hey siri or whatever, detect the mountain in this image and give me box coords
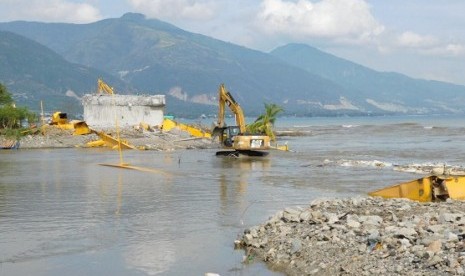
[0,13,354,117]
[271,43,465,114]
[1,13,465,117]
[0,31,123,113]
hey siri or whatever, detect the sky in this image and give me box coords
[1,0,465,85]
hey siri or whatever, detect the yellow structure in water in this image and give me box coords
[86,131,138,150]
[162,118,211,138]
[369,174,465,202]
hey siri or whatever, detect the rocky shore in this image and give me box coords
[238,196,465,275]
[2,126,215,150]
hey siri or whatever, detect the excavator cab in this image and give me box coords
[212,126,240,147]
[223,126,240,147]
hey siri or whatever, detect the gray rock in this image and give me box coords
[385,226,417,238]
[446,231,459,242]
[283,208,301,222]
[299,210,312,222]
[439,213,463,223]
[290,239,302,254]
[324,213,339,224]
[427,224,446,234]
[359,215,383,226]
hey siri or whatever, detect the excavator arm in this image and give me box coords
[97,78,114,95]
[217,84,246,133]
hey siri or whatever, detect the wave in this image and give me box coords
[319,159,465,175]
[320,159,393,168]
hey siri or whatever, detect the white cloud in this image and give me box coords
[396,31,437,48]
[422,43,465,57]
[128,0,217,21]
[393,31,465,57]
[0,0,102,23]
[255,0,384,42]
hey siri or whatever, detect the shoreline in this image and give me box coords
[1,126,216,151]
[238,196,465,275]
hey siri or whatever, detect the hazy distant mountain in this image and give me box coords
[1,14,465,117]
[271,43,465,114]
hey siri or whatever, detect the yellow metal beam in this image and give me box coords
[369,175,465,202]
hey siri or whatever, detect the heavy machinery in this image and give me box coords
[97,78,114,95]
[212,84,270,157]
[48,111,91,135]
[162,118,212,138]
[369,173,465,202]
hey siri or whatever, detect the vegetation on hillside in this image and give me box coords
[0,83,36,137]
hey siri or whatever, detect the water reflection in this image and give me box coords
[217,157,272,228]
[97,164,176,275]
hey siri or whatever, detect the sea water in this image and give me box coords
[1,114,465,275]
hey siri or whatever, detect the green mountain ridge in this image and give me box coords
[1,13,465,117]
[0,31,125,113]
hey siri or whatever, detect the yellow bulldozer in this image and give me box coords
[48,111,91,135]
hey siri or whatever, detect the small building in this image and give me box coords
[82,94,165,128]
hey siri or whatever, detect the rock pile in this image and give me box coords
[239,197,465,275]
[12,126,215,150]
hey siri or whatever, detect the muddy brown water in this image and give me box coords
[2,115,465,275]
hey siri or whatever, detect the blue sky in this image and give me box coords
[1,0,464,85]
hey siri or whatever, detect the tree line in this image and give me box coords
[0,83,36,135]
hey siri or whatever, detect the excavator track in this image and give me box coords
[215,150,269,158]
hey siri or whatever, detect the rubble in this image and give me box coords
[6,126,215,150]
[238,196,465,275]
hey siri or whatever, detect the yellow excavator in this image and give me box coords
[212,84,270,157]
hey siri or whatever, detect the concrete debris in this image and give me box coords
[16,126,215,150]
[238,196,465,275]
[82,94,165,128]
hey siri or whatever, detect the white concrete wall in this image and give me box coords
[82,94,165,128]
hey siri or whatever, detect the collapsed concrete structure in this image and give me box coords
[82,94,166,128]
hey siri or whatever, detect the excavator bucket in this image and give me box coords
[72,121,91,135]
[369,175,465,202]
[211,126,225,137]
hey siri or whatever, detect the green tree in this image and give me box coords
[247,103,283,141]
[0,83,13,105]
[0,83,36,132]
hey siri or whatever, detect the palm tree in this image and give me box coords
[247,103,283,141]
